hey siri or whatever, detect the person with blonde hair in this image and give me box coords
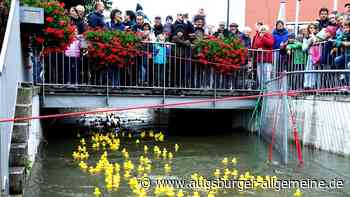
[241,26,252,48]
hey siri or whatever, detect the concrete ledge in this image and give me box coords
[9,143,28,167]
[9,167,25,195]
[15,104,32,119]
[12,123,29,143]
[16,88,32,105]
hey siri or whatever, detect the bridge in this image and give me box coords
[1,0,350,196]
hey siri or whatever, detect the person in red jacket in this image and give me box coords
[252,25,275,89]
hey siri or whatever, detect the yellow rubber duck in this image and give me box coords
[144,145,148,154]
[214,169,220,178]
[128,133,132,139]
[164,164,172,174]
[140,131,146,138]
[293,189,302,197]
[177,189,185,197]
[231,157,237,165]
[93,187,101,196]
[175,144,179,152]
[149,130,154,137]
[192,191,200,197]
[168,152,173,160]
[136,139,140,144]
[222,157,229,165]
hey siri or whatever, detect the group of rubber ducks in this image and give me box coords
[73,130,303,197]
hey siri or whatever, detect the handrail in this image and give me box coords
[0,0,23,195]
[0,0,16,74]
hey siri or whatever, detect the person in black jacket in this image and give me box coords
[69,7,86,34]
[87,2,105,28]
[153,16,163,37]
[131,14,144,32]
[214,21,231,38]
[317,7,329,30]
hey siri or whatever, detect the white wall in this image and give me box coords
[27,95,43,165]
[112,0,245,28]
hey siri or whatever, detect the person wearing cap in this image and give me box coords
[214,21,230,39]
[317,26,337,66]
[172,13,185,37]
[229,23,242,38]
[272,20,289,49]
[153,16,164,37]
[192,15,206,40]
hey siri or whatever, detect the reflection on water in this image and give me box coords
[25,110,350,197]
[25,134,350,197]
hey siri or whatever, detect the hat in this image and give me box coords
[288,33,296,39]
[229,23,238,27]
[166,15,173,21]
[325,25,337,37]
[218,21,225,26]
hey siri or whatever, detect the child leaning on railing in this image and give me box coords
[153,33,171,87]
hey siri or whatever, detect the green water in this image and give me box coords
[24,131,350,197]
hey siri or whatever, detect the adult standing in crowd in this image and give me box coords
[87,2,106,28]
[184,13,195,38]
[131,14,145,32]
[317,8,329,30]
[228,23,242,38]
[272,20,289,50]
[241,27,252,48]
[123,10,136,29]
[214,21,230,39]
[106,9,125,31]
[69,6,86,34]
[344,3,350,16]
[252,25,275,88]
[163,15,173,38]
[192,15,206,40]
[173,13,185,36]
[153,16,164,37]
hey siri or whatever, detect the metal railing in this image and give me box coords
[0,0,23,195]
[36,42,257,92]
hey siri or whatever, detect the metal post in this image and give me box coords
[333,0,338,11]
[226,0,230,28]
[282,72,289,165]
[295,0,301,35]
[278,0,287,22]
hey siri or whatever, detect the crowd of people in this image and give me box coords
[49,2,350,89]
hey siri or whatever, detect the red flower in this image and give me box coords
[46,17,54,23]
[36,37,44,44]
[59,20,66,26]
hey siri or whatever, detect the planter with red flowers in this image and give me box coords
[25,1,75,55]
[84,29,142,70]
[193,36,247,74]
